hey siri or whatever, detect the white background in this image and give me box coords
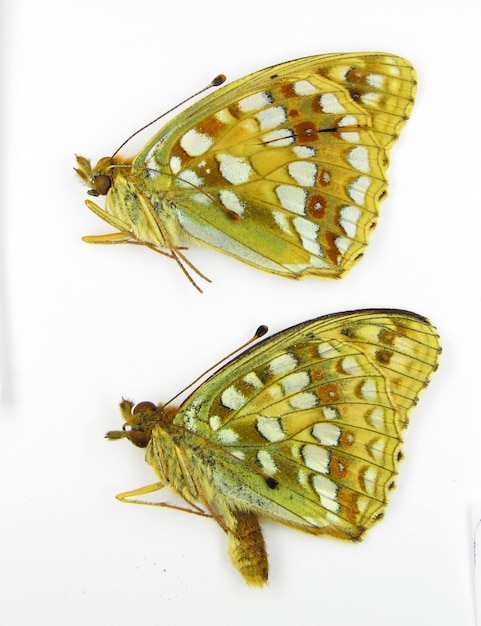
[2,1,480,624]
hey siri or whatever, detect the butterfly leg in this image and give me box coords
[115,481,212,518]
[83,199,181,252]
[84,199,134,237]
[137,193,211,292]
[83,196,210,292]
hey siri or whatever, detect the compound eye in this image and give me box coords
[128,430,150,448]
[133,402,157,415]
[92,174,112,195]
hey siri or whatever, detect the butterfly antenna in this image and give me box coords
[111,74,227,158]
[160,324,268,409]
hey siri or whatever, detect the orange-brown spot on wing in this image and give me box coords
[379,329,396,346]
[358,465,370,493]
[281,83,298,99]
[354,381,368,400]
[316,382,341,403]
[294,121,319,143]
[226,209,242,222]
[329,454,349,479]
[318,169,332,187]
[310,367,325,383]
[324,231,343,265]
[340,430,356,447]
[170,143,186,163]
[288,108,300,118]
[394,323,409,336]
[307,344,321,359]
[375,349,393,365]
[196,115,227,139]
[338,489,361,524]
[306,194,327,219]
[209,396,236,421]
[311,95,323,114]
[228,104,243,119]
[345,68,369,85]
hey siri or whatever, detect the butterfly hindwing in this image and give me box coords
[174,309,440,539]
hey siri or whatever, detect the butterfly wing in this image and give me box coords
[138,53,416,277]
[174,309,440,540]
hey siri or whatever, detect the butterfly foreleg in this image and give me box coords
[82,198,172,250]
[137,193,211,292]
[83,232,136,244]
[83,199,136,243]
[115,481,212,518]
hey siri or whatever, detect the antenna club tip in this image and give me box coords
[255,325,268,338]
[212,74,226,86]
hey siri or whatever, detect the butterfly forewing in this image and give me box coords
[174,310,440,538]
[78,53,416,285]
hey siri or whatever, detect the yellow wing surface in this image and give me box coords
[77,54,416,286]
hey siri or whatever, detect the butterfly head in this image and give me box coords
[105,399,160,448]
[75,155,113,197]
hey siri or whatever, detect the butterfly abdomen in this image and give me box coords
[227,509,268,587]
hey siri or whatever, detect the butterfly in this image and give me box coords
[106,309,440,585]
[76,53,417,291]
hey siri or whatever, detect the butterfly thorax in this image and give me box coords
[108,399,210,502]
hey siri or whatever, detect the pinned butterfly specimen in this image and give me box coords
[106,309,440,585]
[76,53,417,291]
